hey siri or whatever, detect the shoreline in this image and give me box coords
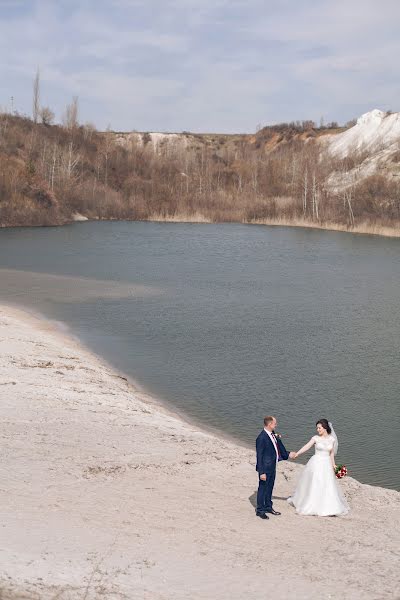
[1,304,399,599]
[3,300,396,492]
[144,215,400,238]
[246,217,400,238]
[3,301,247,453]
[2,216,400,239]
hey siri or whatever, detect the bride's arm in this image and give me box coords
[330,448,337,471]
[294,437,316,458]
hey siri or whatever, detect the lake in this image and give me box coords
[0,221,399,489]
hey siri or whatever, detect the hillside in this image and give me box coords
[0,110,399,234]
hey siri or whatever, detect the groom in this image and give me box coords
[255,415,295,519]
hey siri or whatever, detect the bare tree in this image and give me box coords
[40,106,55,126]
[62,96,79,129]
[311,172,319,220]
[302,167,308,215]
[50,142,58,191]
[341,175,355,227]
[83,121,96,141]
[60,141,80,182]
[33,68,40,123]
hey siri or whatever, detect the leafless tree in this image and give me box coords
[82,122,96,141]
[33,68,40,123]
[62,96,79,129]
[311,172,319,220]
[341,177,355,227]
[60,141,80,181]
[302,167,308,215]
[40,106,55,126]
[50,142,58,191]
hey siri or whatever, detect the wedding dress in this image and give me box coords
[287,435,349,516]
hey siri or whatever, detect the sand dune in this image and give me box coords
[0,305,399,599]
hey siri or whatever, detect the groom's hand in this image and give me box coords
[260,474,267,481]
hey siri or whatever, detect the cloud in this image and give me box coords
[0,0,399,131]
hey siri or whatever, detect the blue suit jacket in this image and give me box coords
[256,430,289,475]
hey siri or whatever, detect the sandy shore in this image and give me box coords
[0,305,399,600]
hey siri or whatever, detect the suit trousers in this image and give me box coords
[256,468,276,513]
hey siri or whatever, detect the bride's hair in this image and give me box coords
[316,419,331,434]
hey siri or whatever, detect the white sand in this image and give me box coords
[0,305,399,600]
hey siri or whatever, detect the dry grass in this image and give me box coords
[145,211,212,223]
[247,217,400,238]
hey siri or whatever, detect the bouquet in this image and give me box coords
[335,464,348,479]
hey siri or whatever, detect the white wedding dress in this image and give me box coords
[287,435,349,516]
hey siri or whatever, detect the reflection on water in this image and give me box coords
[0,222,399,489]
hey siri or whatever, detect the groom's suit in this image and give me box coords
[255,429,289,514]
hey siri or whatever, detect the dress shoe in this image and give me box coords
[266,509,281,515]
[256,512,269,519]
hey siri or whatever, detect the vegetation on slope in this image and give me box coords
[0,111,399,231]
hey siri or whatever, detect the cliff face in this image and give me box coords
[322,110,400,190]
[326,109,400,158]
[1,110,399,232]
[112,130,250,158]
[113,109,400,190]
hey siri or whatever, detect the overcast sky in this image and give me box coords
[1,0,399,132]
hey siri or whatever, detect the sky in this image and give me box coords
[1,0,399,132]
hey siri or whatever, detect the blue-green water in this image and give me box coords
[0,222,399,489]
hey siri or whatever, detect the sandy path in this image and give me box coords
[0,305,399,600]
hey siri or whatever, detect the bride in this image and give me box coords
[287,419,349,517]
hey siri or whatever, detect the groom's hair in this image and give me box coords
[264,415,275,426]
